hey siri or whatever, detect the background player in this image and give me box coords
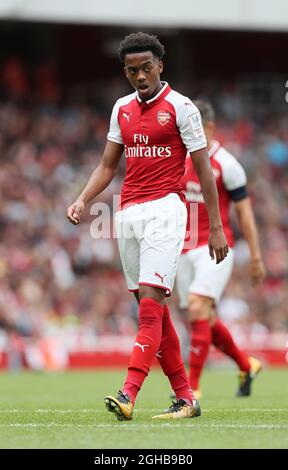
[176,99,266,399]
[67,34,228,420]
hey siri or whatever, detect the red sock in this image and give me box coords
[189,319,212,390]
[123,298,163,404]
[157,304,194,404]
[211,318,250,372]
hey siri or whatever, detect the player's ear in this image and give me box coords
[158,60,164,75]
[207,121,215,133]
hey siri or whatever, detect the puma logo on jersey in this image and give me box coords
[154,272,167,284]
[123,112,132,122]
[135,342,150,352]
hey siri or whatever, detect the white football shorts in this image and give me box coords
[115,193,187,296]
[176,244,234,307]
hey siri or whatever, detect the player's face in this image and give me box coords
[124,51,163,101]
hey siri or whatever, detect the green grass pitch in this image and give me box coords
[0,368,287,448]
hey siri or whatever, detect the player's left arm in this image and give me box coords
[235,197,266,286]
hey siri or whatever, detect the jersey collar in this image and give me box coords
[136,82,171,107]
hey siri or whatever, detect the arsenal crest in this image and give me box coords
[157,110,171,126]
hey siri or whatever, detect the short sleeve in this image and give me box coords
[107,101,123,144]
[177,100,207,153]
[221,154,247,191]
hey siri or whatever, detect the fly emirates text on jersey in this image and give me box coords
[125,133,172,158]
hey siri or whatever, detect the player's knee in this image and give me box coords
[188,295,210,321]
[209,307,217,325]
[139,285,165,304]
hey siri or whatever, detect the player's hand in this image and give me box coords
[249,258,266,286]
[209,227,229,264]
[67,199,85,225]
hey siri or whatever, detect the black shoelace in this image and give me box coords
[168,399,187,412]
[117,390,130,403]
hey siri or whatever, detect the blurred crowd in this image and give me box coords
[0,58,287,365]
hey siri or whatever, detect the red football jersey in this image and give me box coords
[181,140,247,250]
[107,82,207,208]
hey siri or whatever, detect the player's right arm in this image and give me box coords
[67,141,123,225]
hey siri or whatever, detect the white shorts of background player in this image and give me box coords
[176,245,234,308]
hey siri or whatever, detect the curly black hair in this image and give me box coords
[118,32,165,63]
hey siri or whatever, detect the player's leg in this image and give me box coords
[151,307,201,421]
[187,293,214,396]
[104,206,141,420]
[133,290,199,416]
[211,318,262,396]
[105,199,185,419]
[156,302,197,403]
[122,285,165,406]
[188,245,261,396]
[178,246,235,396]
[211,318,250,372]
[119,197,172,408]
[203,241,250,375]
[135,194,200,419]
[176,249,214,397]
